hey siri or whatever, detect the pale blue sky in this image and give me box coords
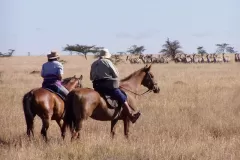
[0,0,239,56]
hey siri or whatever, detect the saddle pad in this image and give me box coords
[104,95,119,108]
[98,90,127,109]
[43,87,65,101]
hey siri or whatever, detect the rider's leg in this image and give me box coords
[57,84,69,98]
[112,88,141,123]
[122,101,141,123]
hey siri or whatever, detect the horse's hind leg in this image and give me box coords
[61,121,67,140]
[41,117,50,142]
[123,118,130,139]
[71,118,83,141]
[111,119,119,139]
[56,119,64,137]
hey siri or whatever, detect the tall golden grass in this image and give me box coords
[0,55,240,160]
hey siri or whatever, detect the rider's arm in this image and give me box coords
[57,62,64,80]
[108,60,119,78]
[41,65,45,78]
[90,61,97,81]
[90,70,93,81]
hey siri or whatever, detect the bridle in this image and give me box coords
[120,71,158,96]
[77,78,82,88]
[73,77,82,88]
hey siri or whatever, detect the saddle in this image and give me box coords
[98,90,127,109]
[42,85,66,101]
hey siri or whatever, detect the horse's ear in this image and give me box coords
[79,75,83,80]
[148,64,152,70]
[73,75,76,78]
[145,64,152,72]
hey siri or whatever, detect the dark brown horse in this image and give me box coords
[22,75,83,141]
[62,64,160,140]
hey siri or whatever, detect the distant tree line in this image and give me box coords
[0,49,15,57]
[63,39,238,59]
[2,39,237,59]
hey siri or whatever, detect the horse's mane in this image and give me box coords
[120,67,145,82]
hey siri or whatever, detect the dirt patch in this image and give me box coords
[0,71,3,83]
[59,59,67,65]
[173,81,187,85]
[0,137,10,147]
[30,70,40,74]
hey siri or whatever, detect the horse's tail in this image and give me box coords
[63,91,77,131]
[22,91,34,120]
[22,90,35,136]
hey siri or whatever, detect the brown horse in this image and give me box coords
[22,75,83,141]
[62,64,160,140]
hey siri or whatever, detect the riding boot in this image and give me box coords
[122,102,141,123]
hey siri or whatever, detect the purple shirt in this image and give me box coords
[41,61,63,87]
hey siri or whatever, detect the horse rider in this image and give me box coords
[90,48,141,123]
[41,51,69,99]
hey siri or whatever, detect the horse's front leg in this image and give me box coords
[123,117,130,139]
[111,119,119,139]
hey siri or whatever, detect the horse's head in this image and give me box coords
[141,64,160,93]
[62,75,83,90]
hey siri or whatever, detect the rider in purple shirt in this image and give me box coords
[41,51,68,98]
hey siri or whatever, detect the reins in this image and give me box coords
[119,71,156,96]
[119,86,152,96]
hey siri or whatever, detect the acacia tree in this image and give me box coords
[160,38,182,58]
[215,43,229,53]
[215,43,237,54]
[226,46,237,53]
[63,44,103,59]
[0,49,15,57]
[127,45,146,55]
[8,49,15,56]
[197,46,207,56]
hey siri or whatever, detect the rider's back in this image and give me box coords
[90,58,118,81]
[90,58,119,90]
[41,61,63,79]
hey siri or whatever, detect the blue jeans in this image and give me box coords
[42,79,69,97]
[94,87,127,104]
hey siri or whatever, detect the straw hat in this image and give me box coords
[47,51,60,59]
[100,48,111,59]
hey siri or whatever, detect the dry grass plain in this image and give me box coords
[1,55,240,160]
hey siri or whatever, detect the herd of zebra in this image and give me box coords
[125,53,240,64]
[126,54,170,64]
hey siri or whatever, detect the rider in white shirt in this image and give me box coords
[90,48,141,123]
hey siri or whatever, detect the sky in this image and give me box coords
[0,0,239,56]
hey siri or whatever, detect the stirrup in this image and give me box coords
[129,112,141,123]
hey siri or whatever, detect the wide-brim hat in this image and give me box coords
[100,48,111,59]
[47,51,60,59]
